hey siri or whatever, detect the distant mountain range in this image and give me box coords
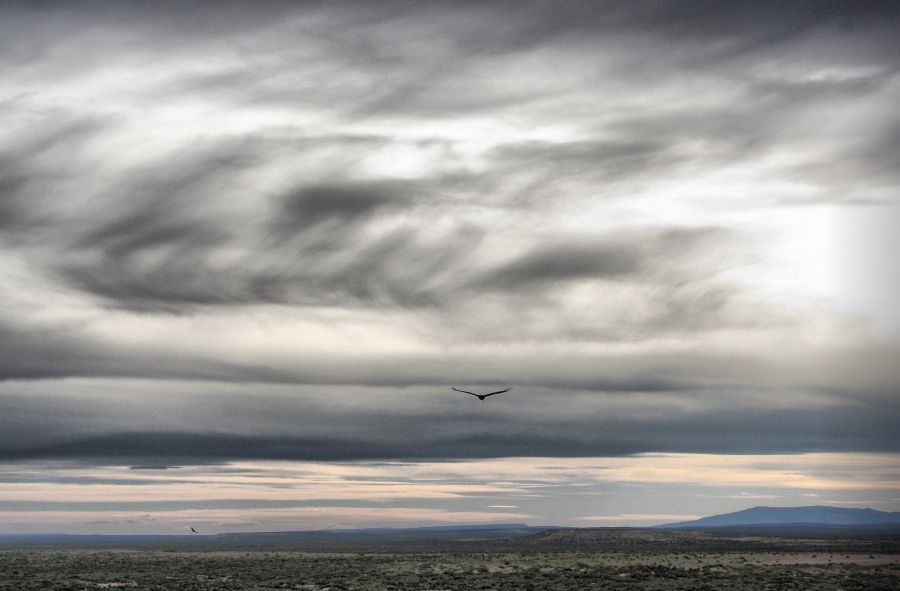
[4,508,900,545]
[658,506,900,529]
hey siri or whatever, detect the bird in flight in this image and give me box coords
[451,387,511,401]
[190,527,199,534]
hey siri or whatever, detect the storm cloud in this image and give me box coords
[1,0,899,472]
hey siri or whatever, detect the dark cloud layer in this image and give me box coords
[1,0,898,464]
[2,386,899,463]
[276,183,410,235]
[474,227,726,290]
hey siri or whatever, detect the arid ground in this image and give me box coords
[2,528,898,590]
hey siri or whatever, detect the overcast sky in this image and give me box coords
[1,0,899,533]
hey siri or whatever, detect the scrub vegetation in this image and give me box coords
[2,528,898,590]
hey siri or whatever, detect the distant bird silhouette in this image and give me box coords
[452,387,510,401]
[190,527,199,534]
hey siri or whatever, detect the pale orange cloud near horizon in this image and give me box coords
[3,452,898,506]
[1,452,898,533]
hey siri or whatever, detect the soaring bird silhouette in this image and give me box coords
[190,527,199,534]
[452,387,510,401]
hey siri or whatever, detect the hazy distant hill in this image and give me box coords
[658,506,900,529]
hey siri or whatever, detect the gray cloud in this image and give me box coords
[478,243,639,288]
[474,227,727,290]
[274,183,411,236]
[1,0,898,464]
[2,378,899,463]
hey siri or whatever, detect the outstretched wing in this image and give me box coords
[451,387,479,396]
[482,388,511,397]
